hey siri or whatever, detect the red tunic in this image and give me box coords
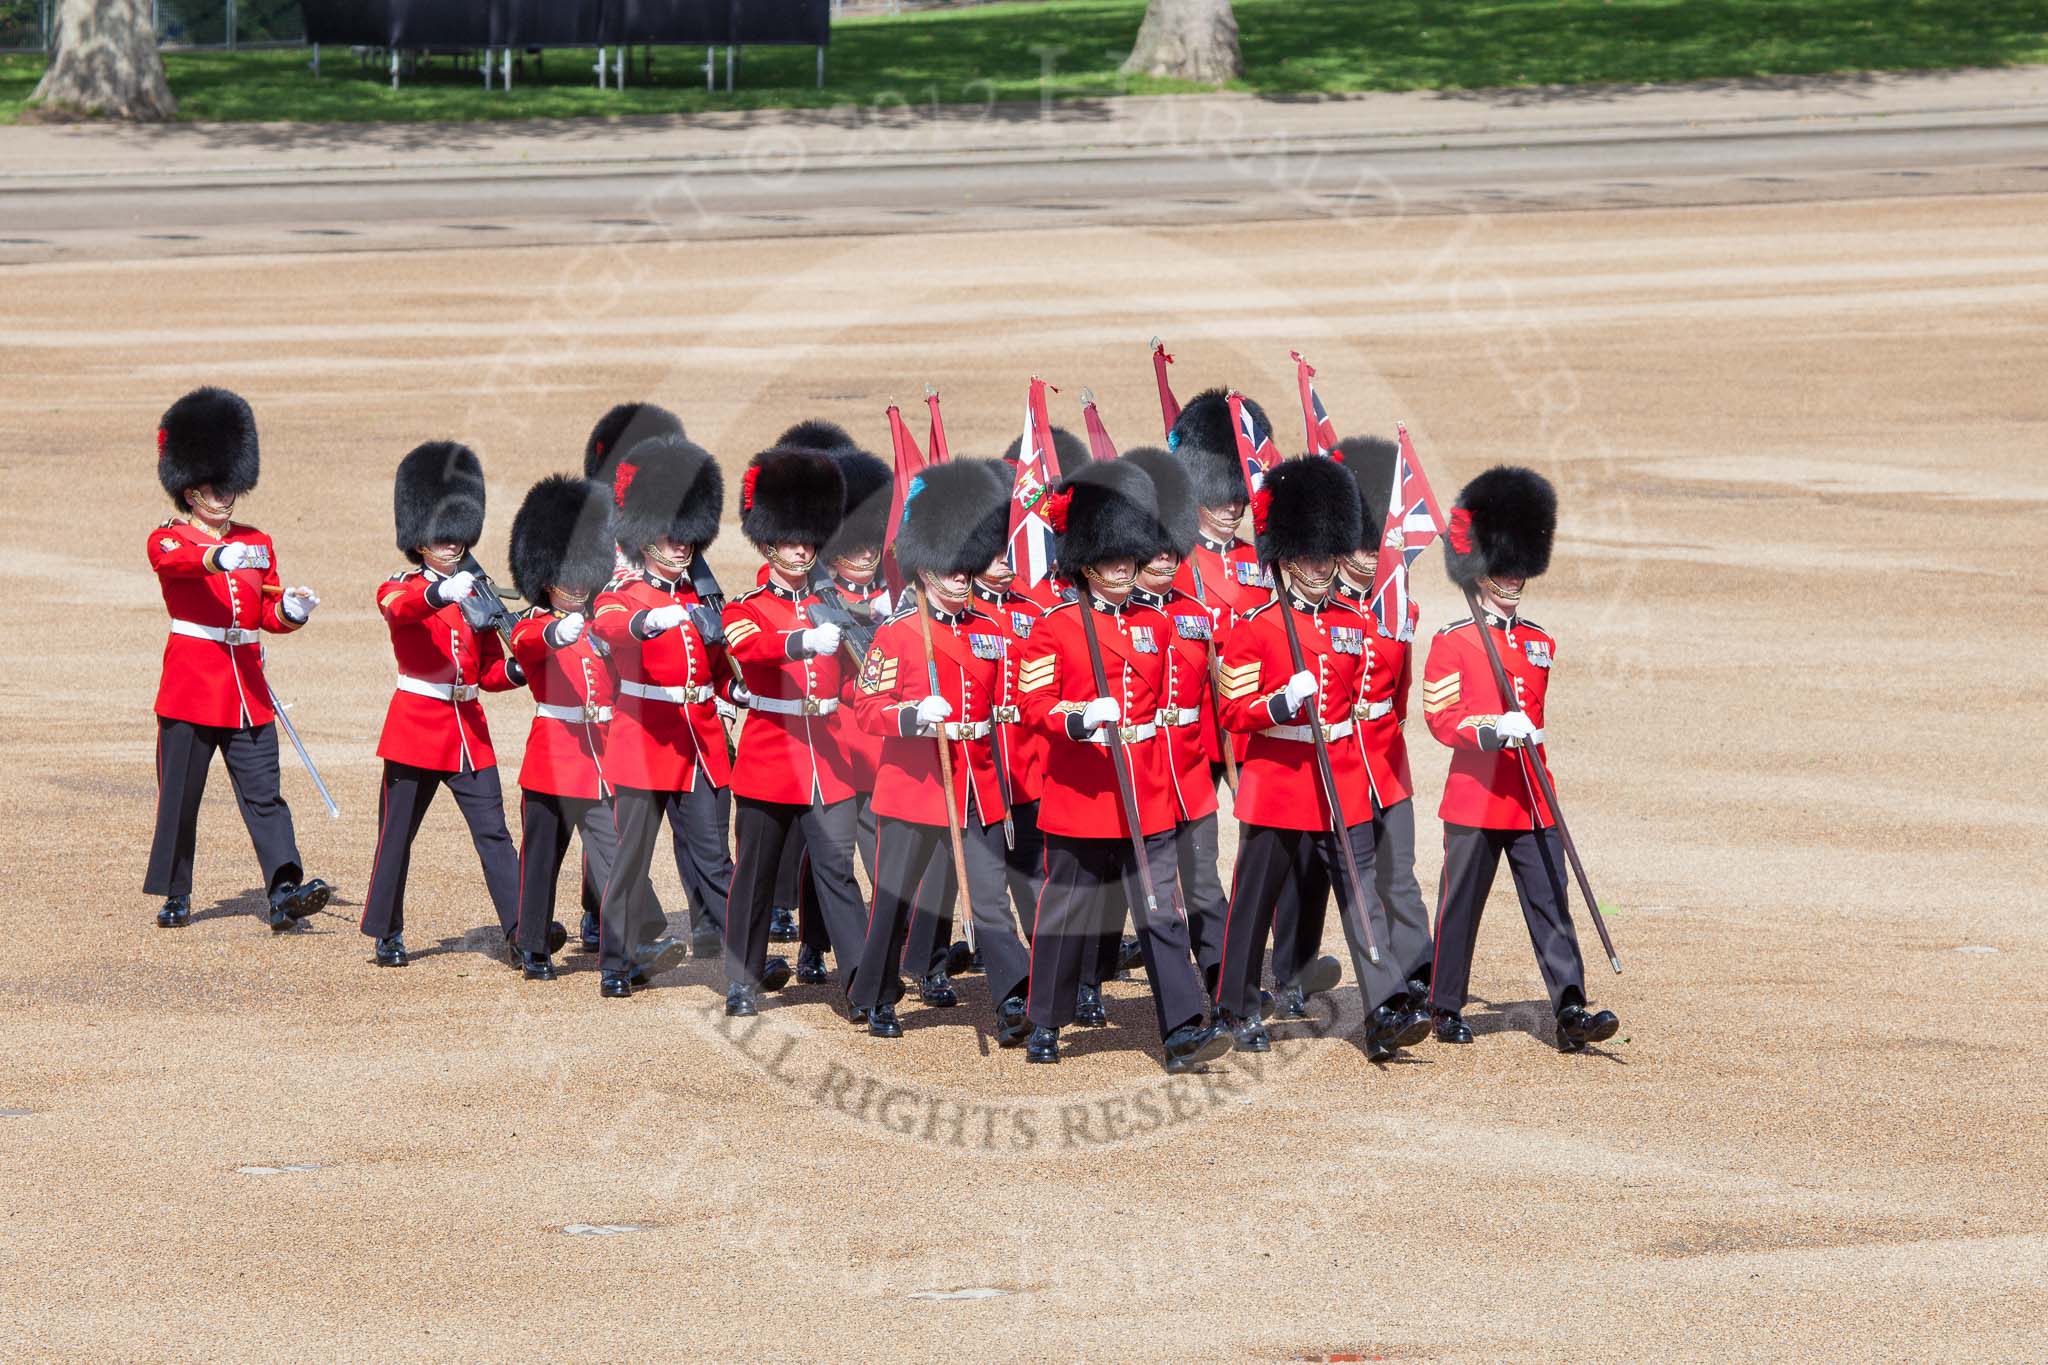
[1333,585,1418,809]
[972,583,1047,805]
[374,568,519,772]
[148,519,304,729]
[1216,594,1376,833]
[1173,533,1272,645]
[851,603,1008,827]
[1423,611,1558,830]
[1016,596,1178,839]
[723,580,854,806]
[591,570,733,794]
[509,607,617,800]
[1136,585,1220,823]
[822,574,891,794]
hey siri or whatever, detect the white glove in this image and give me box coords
[642,603,687,634]
[552,612,587,646]
[281,586,319,623]
[1081,697,1122,732]
[216,542,255,571]
[1282,669,1318,712]
[1495,711,1543,747]
[915,695,954,727]
[438,570,477,604]
[801,623,843,657]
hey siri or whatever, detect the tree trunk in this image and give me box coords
[1121,0,1243,84]
[27,0,175,122]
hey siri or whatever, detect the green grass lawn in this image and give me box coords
[4,0,2047,124]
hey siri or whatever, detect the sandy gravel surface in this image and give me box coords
[2,189,2044,1359]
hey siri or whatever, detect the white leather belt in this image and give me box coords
[1262,718,1354,743]
[1158,707,1202,727]
[171,619,258,647]
[1087,722,1158,746]
[924,720,993,741]
[537,701,613,724]
[749,694,840,717]
[620,679,713,705]
[1353,699,1394,722]
[397,674,479,704]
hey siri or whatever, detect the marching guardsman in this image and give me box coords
[1016,460,1231,1072]
[1270,436,1435,1019]
[587,434,729,998]
[720,446,873,1018]
[505,475,619,980]
[1214,456,1431,1062]
[583,401,719,958]
[1122,446,1233,1026]
[145,386,331,931]
[1167,389,1277,651]
[847,461,1031,1044]
[359,442,524,967]
[1424,467,1620,1052]
[765,423,894,985]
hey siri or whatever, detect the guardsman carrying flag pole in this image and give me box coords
[1424,466,1621,1052]
[847,460,1032,1045]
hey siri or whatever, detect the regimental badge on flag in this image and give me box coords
[1227,392,1276,497]
[1368,422,1449,642]
[1005,378,1060,590]
[1010,611,1035,639]
[1174,614,1211,641]
[1130,625,1158,654]
[969,633,1005,661]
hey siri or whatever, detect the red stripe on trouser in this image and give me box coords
[1428,826,1449,998]
[360,774,394,932]
[1214,830,1251,1009]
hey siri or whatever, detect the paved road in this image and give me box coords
[5,70,2048,262]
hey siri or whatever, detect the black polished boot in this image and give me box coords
[156,894,191,929]
[1163,1020,1234,1074]
[1557,1004,1620,1052]
[546,921,569,956]
[1116,936,1143,977]
[1025,1025,1060,1063]
[1297,954,1342,998]
[920,969,959,1009]
[767,906,798,942]
[760,957,794,993]
[1223,1011,1270,1053]
[267,878,330,931]
[725,982,759,1017]
[1433,1010,1474,1044]
[995,995,1030,1048]
[795,944,829,984]
[578,911,600,953]
[691,916,723,959]
[1074,984,1108,1027]
[520,951,558,981]
[374,933,409,968]
[1274,984,1309,1020]
[867,1003,903,1039]
[600,971,632,998]
[630,936,691,982]
[943,940,974,977]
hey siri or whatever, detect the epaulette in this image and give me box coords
[387,567,423,583]
[602,571,635,592]
[1516,617,1547,636]
[882,602,919,625]
[731,585,769,604]
[157,518,179,529]
[1241,600,1276,619]
[1436,616,1475,636]
[1041,598,1077,616]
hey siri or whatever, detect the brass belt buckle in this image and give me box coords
[582,702,601,723]
[994,705,1019,724]
[802,696,823,715]
[1119,723,1143,743]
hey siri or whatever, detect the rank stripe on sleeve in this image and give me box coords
[1018,656,1057,693]
[725,618,761,645]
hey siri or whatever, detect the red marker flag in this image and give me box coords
[1291,350,1339,457]
[926,387,952,465]
[883,402,931,594]
[1151,337,1181,438]
[1367,421,1450,641]
[1081,392,1121,463]
[1006,377,1061,588]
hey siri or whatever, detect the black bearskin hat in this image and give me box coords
[1253,457,1363,566]
[1003,425,1091,478]
[394,441,486,562]
[510,475,616,605]
[158,386,259,508]
[1050,459,1163,578]
[896,460,1011,581]
[740,446,844,548]
[1167,387,1272,509]
[1444,465,1556,588]
[1334,435,1400,553]
[1120,446,1197,559]
[585,402,684,486]
[613,433,725,555]
[822,444,893,563]
[776,419,854,453]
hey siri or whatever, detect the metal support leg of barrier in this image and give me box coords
[726,45,734,93]
[390,47,399,91]
[482,48,493,89]
[614,46,625,88]
[595,45,606,89]
[225,0,236,50]
[816,45,824,89]
[704,46,713,93]
[502,46,512,90]
[311,42,320,76]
